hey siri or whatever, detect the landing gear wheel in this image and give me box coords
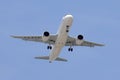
[47,46,52,50]
[68,48,73,52]
[71,48,73,52]
[66,30,69,32]
[49,46,52,49]
[47,46,50,49]
[68,48,71,51]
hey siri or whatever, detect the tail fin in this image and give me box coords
[35,56,67,62]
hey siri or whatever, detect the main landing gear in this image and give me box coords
[68,47,73,52]
[47,45,52,50]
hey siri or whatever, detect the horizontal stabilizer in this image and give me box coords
[35,56,67,62]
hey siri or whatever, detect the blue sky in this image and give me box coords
[0,0,120,80]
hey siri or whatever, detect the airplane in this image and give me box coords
[11,14,104,63]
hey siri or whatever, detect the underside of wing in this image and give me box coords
[79,40,104,47]
[11,35,57,44]
[65,36,104,47]
[11,35,43,42]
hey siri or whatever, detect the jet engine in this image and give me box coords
[77,35,83,40]
[76,35,84,45]
[42,31,50,42]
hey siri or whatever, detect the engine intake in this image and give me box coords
[43,31,49,37]
[77,35,83,40]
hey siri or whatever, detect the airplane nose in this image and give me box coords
[65,15,73,18]
[63,14,73,20]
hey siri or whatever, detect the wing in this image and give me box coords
[65,36,104,47]
[80,40,104,47]
[11,35,57,44]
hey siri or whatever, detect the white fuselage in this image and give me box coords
[49,15,73,62]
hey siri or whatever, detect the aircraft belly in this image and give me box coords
[49,32,68,61]
[49,45,63,61]
[50,34,67,61]
[49,15,73,62]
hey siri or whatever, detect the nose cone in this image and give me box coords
[65,15,73,18]
[63,14,73,19]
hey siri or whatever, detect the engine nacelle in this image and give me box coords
[76,39,83,45]
[76,35,84,45]
[77,35,84,40]
[42,31,50,42]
